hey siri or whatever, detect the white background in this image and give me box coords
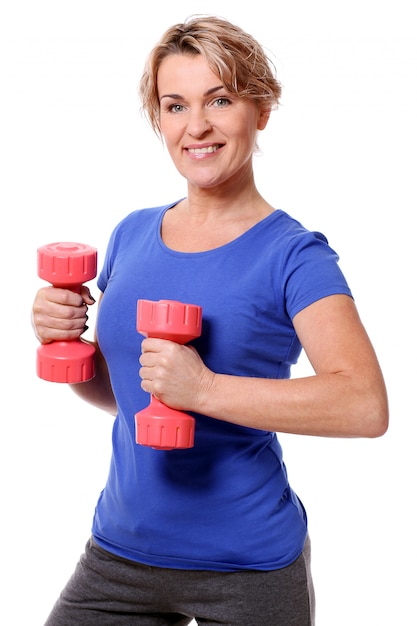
[1,1,416,624]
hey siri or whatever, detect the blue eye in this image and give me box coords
[169,104,184,113]
[213,97,231,107]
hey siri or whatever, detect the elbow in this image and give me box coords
[369,411,389,439]
[366,414,389,439]
[361,392,389,439]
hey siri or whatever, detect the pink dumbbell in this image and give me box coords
[36,242,97,383]
[135,299,203,450]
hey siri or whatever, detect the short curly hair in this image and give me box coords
[139,15,282,138]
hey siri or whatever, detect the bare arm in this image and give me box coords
[32,287,117,415]
[139,294,389,438]
[70,338,117,415]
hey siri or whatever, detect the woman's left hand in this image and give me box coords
[139,337,214,411]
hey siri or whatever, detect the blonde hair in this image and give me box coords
[139,15,282,138]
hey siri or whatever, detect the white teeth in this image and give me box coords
[188,145,220,154]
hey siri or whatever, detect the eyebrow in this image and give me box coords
[159,85,225,101]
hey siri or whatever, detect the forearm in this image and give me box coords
[196,369,388,439]
[140,297,389,439]
[70,342,117,415]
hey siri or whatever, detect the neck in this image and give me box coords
[184,176,270,222]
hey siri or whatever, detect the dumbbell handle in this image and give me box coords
[135,299,202,450]
[36,242,97,384]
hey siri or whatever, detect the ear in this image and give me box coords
[257,108,271,131]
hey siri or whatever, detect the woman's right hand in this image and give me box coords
[32,285,96,344]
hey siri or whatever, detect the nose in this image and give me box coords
[186,107,212,138]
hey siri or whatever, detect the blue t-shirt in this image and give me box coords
[93,202,352,571]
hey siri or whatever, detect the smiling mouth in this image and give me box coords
[187,144,222,154]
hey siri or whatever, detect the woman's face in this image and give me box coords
[157,53,269,190]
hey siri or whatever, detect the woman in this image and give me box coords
[32,15,388,626]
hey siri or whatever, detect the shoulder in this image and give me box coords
[108,201,181,242]
[269,210,328,242]
[256,211,330,261]
[117,203,176,228]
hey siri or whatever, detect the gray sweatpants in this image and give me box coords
[44,536,315,625]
